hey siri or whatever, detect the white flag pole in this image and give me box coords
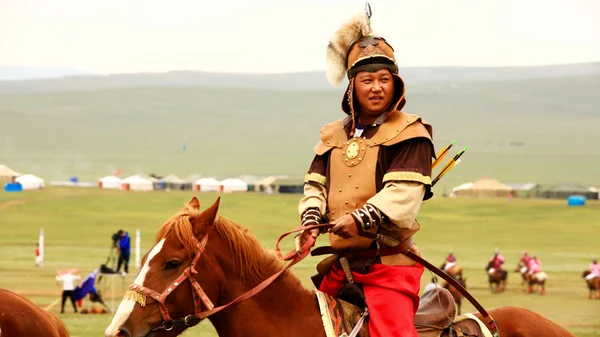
[38,228,44,267]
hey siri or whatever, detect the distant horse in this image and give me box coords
[526,271,548,295]
[515,261,529,291]
[516,262,547,295]
[440,262,465,314]
[583,270,600,299]
[440,262,463,280]
[105,197,576,337]
[0,288,70,337]
[442,276,467,315]
[486,261,508,293]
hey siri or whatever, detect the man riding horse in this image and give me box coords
[296,7,435,337]
[486,250,507,292]
[441,250,463,279]
[525,256,548,295]
[516,250,532,290]
[585,259,600,281]
[487,250,505,275]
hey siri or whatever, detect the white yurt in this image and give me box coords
[15,174,45,190]
[450,182,473,197]
[193,178,220,192]
[220,178,249,193]
[98,175,122,189]
[121,175,154,191]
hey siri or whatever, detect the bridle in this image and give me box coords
[126,233,213,332]
[124,225,320,333]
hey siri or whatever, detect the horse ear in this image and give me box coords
[192,196,221,235]
[188,196,200,210]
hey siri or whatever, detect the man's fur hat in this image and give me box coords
[325,6,399,87]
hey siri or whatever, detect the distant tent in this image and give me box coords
[450,182,473,197]
[159,174,185,190]
[98,176,122,189]
[0,164,21,184]
[182,174,203,190]
[219,178,248,193]
[121,175,154,191]
[254,176,277,193]
[15,174,44,190]
[458,178,512,198]
[193,178,220,192]
[274,176,305,194]
[541,183,599,200]
[504,182,542,198]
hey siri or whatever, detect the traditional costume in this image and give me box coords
[527,257,542,276]
[488,252,504,275]
[444,252,456,272]
[298,6,435,337]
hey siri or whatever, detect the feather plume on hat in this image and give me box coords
[325,12,373,87]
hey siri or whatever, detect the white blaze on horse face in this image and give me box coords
[105,239,166,336]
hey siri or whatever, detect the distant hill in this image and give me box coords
[0,62,599,93]
[0,62,599,190]
[0,67,92,81]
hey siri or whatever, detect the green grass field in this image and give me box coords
[1,187,599,336]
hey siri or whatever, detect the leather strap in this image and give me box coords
[311,237,414,259]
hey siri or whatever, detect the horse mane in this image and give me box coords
[47,311,70,337]
[154,204,285,282]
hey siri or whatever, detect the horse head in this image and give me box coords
[105,196,223,337]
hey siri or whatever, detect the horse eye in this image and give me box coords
[164,260,181,270]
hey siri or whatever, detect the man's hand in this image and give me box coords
[328,215,359,239]
[297,228,320,248]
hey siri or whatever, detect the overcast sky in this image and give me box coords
[1,0,599,74]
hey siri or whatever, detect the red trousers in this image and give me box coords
[319,262,424,337]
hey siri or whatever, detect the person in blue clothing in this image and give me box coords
[116,229,131,275]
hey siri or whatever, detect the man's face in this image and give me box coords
[354,68,395,117]
[120,232,125,238]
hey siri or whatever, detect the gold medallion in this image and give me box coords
[347,141,359,159]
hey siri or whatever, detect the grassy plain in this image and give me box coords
[0,187,599,336]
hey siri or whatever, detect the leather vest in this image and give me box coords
[315,111,433,251]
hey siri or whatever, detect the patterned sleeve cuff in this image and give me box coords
[301,208,322,227]
[351,204,386,230]
[305,173,327,186]
[382,171,431,185]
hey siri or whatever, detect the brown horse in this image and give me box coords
[486,261,508,293]
[0,288,70,337]
[515,261,529,291]
[582,270,600,299]
[440,262,466,314]
[105,197,576,337]
[516,262,547,295]
[440,262,463,280]
[442,276,467,315]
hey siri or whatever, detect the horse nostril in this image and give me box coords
[117,328,132,337]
